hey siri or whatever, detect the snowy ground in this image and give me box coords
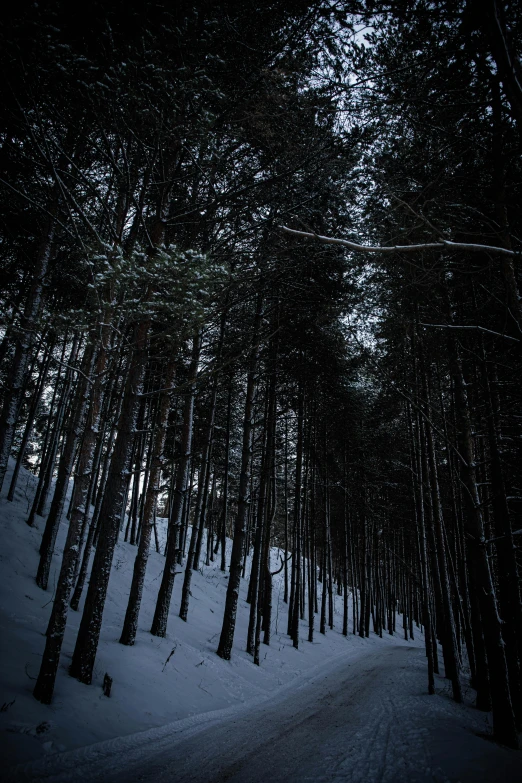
[7,645,522,783]
[0,459,418,767]
[1,460,520,782]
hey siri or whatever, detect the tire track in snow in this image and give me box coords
[6,645,522,783]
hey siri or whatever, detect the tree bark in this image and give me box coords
[69,320,148,684]
[0,212,56,493]
[36,343,95,590]
[217,295,262,660]
[120,359,176,645]
[152,333,200,634]
[452,351,518,748]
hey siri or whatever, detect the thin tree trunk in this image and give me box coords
[36,343,95,590]
[120,359,176,645]
[26,333,80,527]
[290,387,304,649]
[483,360,522,725]
[152,333,200,633]
[219,380,232,572]
[424,408,462,703]
[7,338,54,501]
[217,295,262,660]
[0,212,56,493]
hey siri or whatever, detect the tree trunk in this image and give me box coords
[36,343,95,590]
[69,320,148,684]
[451,352,518,747]
[152,333,200,634]
[423,409,462,703]
[26,333,80,527]
[217,295,262,661]
[7,338,54,501]
[0,212,56,493]
[120,360,176,645]
[290,387,304,649]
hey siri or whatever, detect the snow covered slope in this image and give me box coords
[0,459,422,766]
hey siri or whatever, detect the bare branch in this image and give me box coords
[420,322,519,343]
[271,554,292,577]
[280,225,516,258]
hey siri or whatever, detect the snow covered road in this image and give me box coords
[6,644,521,783]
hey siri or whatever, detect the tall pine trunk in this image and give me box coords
[0,212,56,493]
[120,359,176,645]
[152,334,200,634]
[217,296,262,660]
[451,351,518,748]
[36,343,95,590]
[69,321,148,684]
